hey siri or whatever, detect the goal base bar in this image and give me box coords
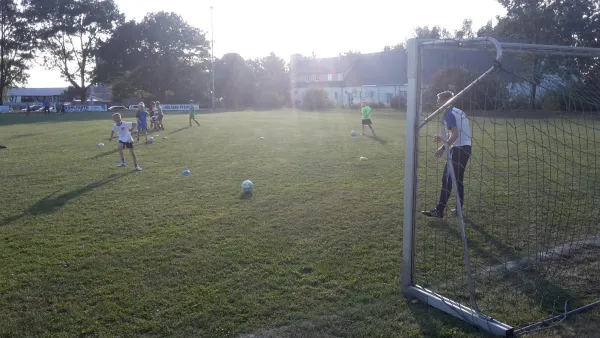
[514,299,600,335]
[406,285,514,337]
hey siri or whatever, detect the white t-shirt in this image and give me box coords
[112,121,134,143]
[443,107,472,147]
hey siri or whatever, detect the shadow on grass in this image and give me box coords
[240,191,253,200]
[364,134,388,145]
[168,126,190,135]
[427,215,522,268]
[87,148,118,160]
[420,217,596,331]
[1,171,134,226]
[6,133,39,140]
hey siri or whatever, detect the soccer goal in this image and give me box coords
[402,37,600,336]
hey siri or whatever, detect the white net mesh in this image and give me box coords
[411,40,600,332]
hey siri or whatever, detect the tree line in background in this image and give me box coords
[0,0,598,108]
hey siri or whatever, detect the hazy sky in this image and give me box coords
[27,0,506,87]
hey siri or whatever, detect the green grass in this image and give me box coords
[0,109,598,337]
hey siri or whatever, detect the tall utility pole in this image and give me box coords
[210,6,215,111]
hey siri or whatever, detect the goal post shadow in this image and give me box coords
[402,37,600,337]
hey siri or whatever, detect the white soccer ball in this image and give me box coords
[351,130,357,137]
[162,136,168,140]
[241,180,254,192]
[97,143,104,148]
[147,137,154,143]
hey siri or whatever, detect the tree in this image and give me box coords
[0,1,35,104]
[300,89,332,111]
[251,53,288,109]
[342,50,361,56]
[24,0,123,103]
[430,67,508,111]
[489,0,600,108]
[383,43,406,51]
[214,53,253,109]
[413,25,452,39]
[95,12,210,103]
[454,19,475,39]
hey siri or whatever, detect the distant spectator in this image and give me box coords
[43,98,50,114]
[26,104,30,115]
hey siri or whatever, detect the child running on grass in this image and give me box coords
[135,102,148,143]
[148,102,156,130]
[109,113,142,171]
[156,101,164,131]
[189,100,200,127]
[361,101,376,136]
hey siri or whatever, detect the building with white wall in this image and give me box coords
[289,50,408,108]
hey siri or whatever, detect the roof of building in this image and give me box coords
[291,49,408,87]
[345,49,407,86]
[8,87,66,96]
[291,55,356,75]
[290,48,523,88]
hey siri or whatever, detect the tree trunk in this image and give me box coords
[0,3,5,106]
[79,87,87,105]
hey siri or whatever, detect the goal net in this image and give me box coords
[402,38,600,336]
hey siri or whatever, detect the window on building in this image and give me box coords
[334,92,338,99]
[328,74,333,81]
[316,74,320,81]
[306,75,310,81]
[386,93,393,103]
[370,91,375,98]
[338,73,343,81]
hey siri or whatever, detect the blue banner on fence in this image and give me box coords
[65,105,107,112]
[161,104,200,111]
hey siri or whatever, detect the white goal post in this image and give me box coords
[402,37,600,337]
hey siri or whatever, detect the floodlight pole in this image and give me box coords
[210,6,215,111]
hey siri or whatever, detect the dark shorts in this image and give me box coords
[137,122,147,130]
[119,140,134,149]
[362,119,372,125]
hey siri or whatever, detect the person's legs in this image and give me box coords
[454,146,471,209]
[368,124,376,136]
[193,116,200,126]
[129,148,138,167]
[436,158,453,212]
[437,146,471,212]
[117,142,126,166]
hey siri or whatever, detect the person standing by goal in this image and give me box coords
[422,91,472,218]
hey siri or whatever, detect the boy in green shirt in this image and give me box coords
[189,100,200,127]
[361,101,376,136]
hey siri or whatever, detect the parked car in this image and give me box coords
[21,105,42,112]
[108,106,128,111]
[35,106,56,113]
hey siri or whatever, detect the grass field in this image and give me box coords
[1,109,598,337]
